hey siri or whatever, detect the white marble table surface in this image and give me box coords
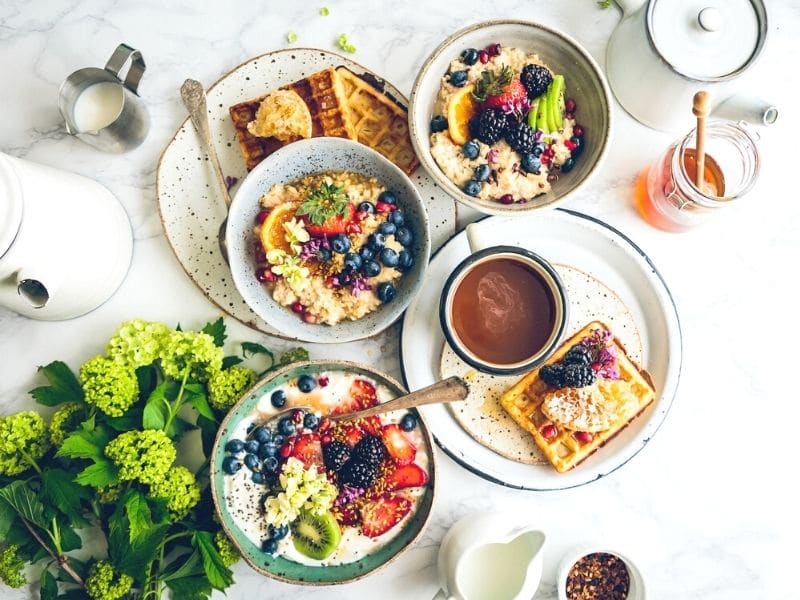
[1,1,797,598]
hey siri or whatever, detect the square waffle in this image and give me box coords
[335,67,419,175]
[229,67,356,171]
[499,321,656,473]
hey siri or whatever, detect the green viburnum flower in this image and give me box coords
[160,330,223,382]
[214,530,240,568]
[148,465,200,520]
[208,366,256,410]
[0,411,50,476]
[79,356,139,418]
[95,483,123,505]
[49,402,85,447]
[264,457,336,527]
[105,429,175,485]
[85,560,133,600]
[106,319,170,368]
[0,544,26,588]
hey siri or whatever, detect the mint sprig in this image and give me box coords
[296,182,350,225]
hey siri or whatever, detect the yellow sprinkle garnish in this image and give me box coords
[319,6,330,16]
[337,33,356,54]
[287,31,298,44]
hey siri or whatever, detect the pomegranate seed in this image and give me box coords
[564,140,577,151]
[280,444,292,458]
[302,312,318,324]
[318,375,330,387]
[254,250,268,264]
[499,194,514,205]
[540,154,551,165]
[541,424,558,440]
[256,267,276,282]
[325,275,340,288]
[479,50,489,64]
[319,418,332,432]
[375,201,394,214]
[591,361,602,372]
[573,431,593,444]
[544,147,555,157]
[487,43,501,56]
[565,98,577,113]
[321,434,332,444]
[290,301,304,314]
[292,409,304,423]
[354,210,367,222]
[345,222,361,234]
[565,112,575,121]
[547,173,558,183]
[573,125,585,137]
[255,209,270,224]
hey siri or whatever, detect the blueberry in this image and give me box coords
[560,158,576,173]
[367,232,385,250]
[344,252,363,270]
[378,221,397,236]
[474,164,491,182]
[378,190,397,205]
[271,389,287,408]
[461,48,479,66]
[359,245,375,261]
[398,250,414,272]
[389,210,405,227]
[330,234,350,254]
[222,456,241,475]
[277,417,295,436]
[253,427,271,444]
[225,439,245,453]
[521,153,541,174]
[244,440,260,454]
[463,180,482,197]
[430,115,448,133]
[317,247,332,262]
[400,412,417,431]
[358,201,375,214]
[272,434,286,447]
[251,472,265,484]
[303,413,320,430]
[462,141,480,160]
[246,423,255,433]
[258,442,278,459]
[269,524,289,540]
[262,538,279,554]
[448,70,468,87]
[377,282,396,303]
[395,227,413,247]
[244,453,259,470]
[379,247,400,268]
[533,142,546,157]
[263,456,279,472]
[361,259,382,278]
[298,374,317,393]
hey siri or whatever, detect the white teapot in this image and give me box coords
[607,0,777,132]
[0,153,133,320]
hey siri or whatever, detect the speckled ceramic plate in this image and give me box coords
[210,360,435,585]
[157,48,456,337]
[400,209,682,490]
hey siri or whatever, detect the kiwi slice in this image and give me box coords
[536,90,550,132]
[546,75,566,133]
[527,101,539,129]
[290,510,341,560]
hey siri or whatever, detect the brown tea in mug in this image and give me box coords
[451,257,556,364]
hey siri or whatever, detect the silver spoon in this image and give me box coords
[180,78,232,263]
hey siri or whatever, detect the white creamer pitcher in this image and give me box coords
[0,153,133,320]
[435,512,546,600]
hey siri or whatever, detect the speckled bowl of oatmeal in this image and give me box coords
[227,138,430,343]
[410,20,612,215]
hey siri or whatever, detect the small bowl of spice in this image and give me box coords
[557,547,646,600]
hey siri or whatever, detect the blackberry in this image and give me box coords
[563,363,597,388]
[505,121,537,154]
[563,344,592,366]
[322,441,350,472]
[338,459,378,489]
[539,364,566,388]
[470,108,507,145]
[520,64,553,99]
[352,435,386,466]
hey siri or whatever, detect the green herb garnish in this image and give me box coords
[597,0,612,8]
[320,6,330,16]
[472,65,515,102]
[337,33,356,54]
[287,31,298,43]
[297,182,350,225]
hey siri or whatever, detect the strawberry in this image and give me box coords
[360,493,413,538]
[303,202,355,236]
[383,463,428,492]
[473,66,528,113]
[358,415,383,437]
[342,425,364,448]
[381,424,416,466]
[290,433,323,469]
[331,379,378,415]
[297,181,355,236]
[335,504,361,527]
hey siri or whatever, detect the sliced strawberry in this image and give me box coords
[335,504,361,527]
[290,433,323,469]
[342,425,364,448]
[481,76,527,111]
[381,424,416,466]
[360,493,413,538]
[358,415,382,437]
[331,379,379,416]
[383,463,428,492]
[303,202,355,236]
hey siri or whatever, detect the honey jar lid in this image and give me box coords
[0,154,23,258]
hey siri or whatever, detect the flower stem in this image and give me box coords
[20,518,84,587]
[19,448,42,474]
[163,368,190,434]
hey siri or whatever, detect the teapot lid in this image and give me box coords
[0,154,23,258]
[647,0,767,81]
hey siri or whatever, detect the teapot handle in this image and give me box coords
[614,0,646,18]
[431,590,457,600]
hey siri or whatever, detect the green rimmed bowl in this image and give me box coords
[210,360,437,585]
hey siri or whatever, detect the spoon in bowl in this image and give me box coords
[180,78,232,263]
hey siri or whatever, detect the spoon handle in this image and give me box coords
[180,79,232,208]
[330,377,469,422]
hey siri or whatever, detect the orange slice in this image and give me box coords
[259,202,298,253]
[447,84,477,145]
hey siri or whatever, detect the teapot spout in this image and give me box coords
[711,94,778,127]
[613,0,646,18]
[16,269,55,309]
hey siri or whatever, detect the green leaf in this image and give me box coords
[57,519,82,552]
[56,426,110,461]
[74,459,119,487]
[142,380,178,430]
[277,347,309,367]
[0,480,48,528]
[193,531,234,590]
[197,415,219,459]
[163,549,204,581]
[29,361,84,407]
[41,469,91,527]
[124,489,153,542]
[241,341,273,361]
[221,355,243,370]
[56,587,91,600]
[201,317,227,347]
[165,575,212,599]
[109,497,170,585]
[185,383,216,422]
[0,492,16,538]
[136,364,158,400]
[40,569,58,600]
[105,407,142,432]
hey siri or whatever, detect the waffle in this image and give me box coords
[335,67,419,175]
[499,321,656,473]
[229,67,356,171]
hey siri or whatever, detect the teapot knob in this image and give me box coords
[698,7,723,32]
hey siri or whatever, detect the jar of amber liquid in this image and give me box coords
[635,121,760,232]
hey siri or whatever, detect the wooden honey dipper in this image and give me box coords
[692,91,709,189]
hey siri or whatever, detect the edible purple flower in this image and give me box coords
[581,328,620,380]
[349,273,371,297]
[486,149,499,164]
[224,175,239,191]
[299,236,330,261]
[335,485,365,506]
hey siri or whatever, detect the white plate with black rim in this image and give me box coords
[400,209,682,490]
[157,48,456,337]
